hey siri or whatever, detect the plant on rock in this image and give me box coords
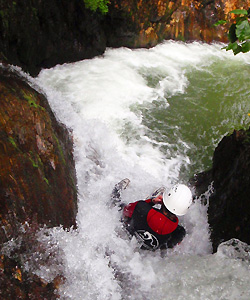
[83,0,109,14]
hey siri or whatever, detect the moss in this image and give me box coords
[177,33,185,42]
[27,151,45,170]
[0,10,9,31]
[32,7,38,16]
[26,151,50,185]
[43,177,49,185]
[26,152,50,185]
[8,137,19,151]
[0,51,8,61]
[31,7,39,21]
[53,134,66,166]
[28,157,39,168]
[22,92,45,111]
[69,174,78,194]
[0,10,5,19]
[37,155,43,166]
[23,93,38,108]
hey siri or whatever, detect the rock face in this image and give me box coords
[1,0,250,295]
[107,0,250,47]
[0,66,77,298]
[0,0,107,76]
[193,128,250,252]
[0,255,60,300]
[0,66,78,243]
[1,0,250,76]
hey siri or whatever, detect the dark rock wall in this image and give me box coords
[0,66,77,298]
[107,0,250,45]
[193,128,250,252]
[0,0,106,76]
[0,66,78,244]
[0,255,60,300]
[0,0,250,296]
[208,129,250,251]
[1,0,250,76]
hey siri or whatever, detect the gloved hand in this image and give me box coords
[146,187,165,205]
[152,195,163,205]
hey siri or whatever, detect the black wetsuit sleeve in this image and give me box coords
[123,200,152,235]
[160,225,186,249]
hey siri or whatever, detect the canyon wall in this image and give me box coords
[1,0,250,76]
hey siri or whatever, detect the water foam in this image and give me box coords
[34,41,250,299]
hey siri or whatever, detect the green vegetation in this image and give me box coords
[215,9,250,55]
[83,0,109,14]
[0,9,9,30]
[53,133,66,165]
[8,137,19,150]
[43,177,49,185]
[29,157,39,168]
[215,9,250,117]
[22,92,45,111]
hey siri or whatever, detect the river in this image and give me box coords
[33,41,250,299]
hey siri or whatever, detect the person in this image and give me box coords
[121,184,193,251]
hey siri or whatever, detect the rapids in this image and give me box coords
[30,41,250,299]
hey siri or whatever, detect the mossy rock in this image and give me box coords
[0,66,78,245]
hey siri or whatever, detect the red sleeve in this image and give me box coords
[123,199,153,218]
[123,202,138,218]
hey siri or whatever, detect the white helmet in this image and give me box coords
[163,184,192,216]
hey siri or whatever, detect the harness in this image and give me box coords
[123,200,178,250]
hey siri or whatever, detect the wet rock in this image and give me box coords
[193,128,250,252]
[0,65,77,298]
[0,0,106,76]
[0,65,78,243]
[99,0,249,48]
[216,238,250,262]
[1,0,249,76]
[0,254,60,300]
[0,222,65,299]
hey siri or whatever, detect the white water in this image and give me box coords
[30,41,250,299]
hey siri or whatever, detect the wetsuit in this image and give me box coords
[122,199,186,250]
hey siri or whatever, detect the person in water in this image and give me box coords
[121,184,193,251]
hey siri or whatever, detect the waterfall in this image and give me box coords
[33,41,250,299]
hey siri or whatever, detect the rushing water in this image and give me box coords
[25,41,250,299]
